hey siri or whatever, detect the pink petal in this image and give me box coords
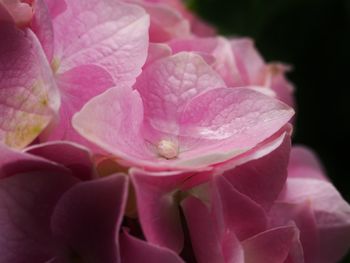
[0,171,78,262]
[144,43,172,68]
[73,86,153,165]
[130,169,192,253]
[230,38,265,86]
[52,0,149,84]
[267,63,295,107]
[45,64,114,144]
[0,19,59,149]
[182,196,244,263]
[51,174,128,263]
[0,0,33,27]
[43,0,67,19]
[177,87,294,167]
[269,202,318,263]
[169,37,242,87]
[31,0,54,61]
[242,226,301,263]
[127,0,190,42]
[280,178,350,263]
[222,133,291,210]
[135,52,225,134]
[120,230,184,263]
[288,146,327,181]
[212,175,267,240]
[25,141,95,180]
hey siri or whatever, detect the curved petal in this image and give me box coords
[45,64,114,144]
[0,0,33,27]
[44,0,67,19]
[130,169,192,253]
[212,175,267,241]
[242,226,301,263]
[280,178,350,263]
[269,202,318,263]
[0,21,59,149]
[120,231,184,263]
[135,52,225,134]
[0,142,68,178]
[182,196,244,263]
[31,0,54,61]
[73,86,154,164]
[0,171,78,262]
[52,0,149,84]
[177,87,294,167]
[222,133,291,210]
[51,174,128,263]
[288,146,327,181]
[25,141,95,180]
[127,0,190,42]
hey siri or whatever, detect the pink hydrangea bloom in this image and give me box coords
[0,0,349,262]
[73,52,294,170]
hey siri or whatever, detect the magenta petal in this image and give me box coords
[0,143,68,178]
[130,169,191,253]
[25,141,95,180]
[51,174,128,263]
[0,171,78,262]
[223,134,291,210]
[0,19,59,149]
[242,226,301,263]
[44,0,67,19]
[120,231,184,263]
[213,175,267,240]
[182,196,244,263]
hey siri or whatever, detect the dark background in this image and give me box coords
[190,0,350,262]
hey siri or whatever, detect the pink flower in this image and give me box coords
[0,142,184,263]
[73,52,294,171]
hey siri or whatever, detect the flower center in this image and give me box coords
[157,139,178,159]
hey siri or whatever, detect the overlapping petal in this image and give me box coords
[74,52,294,170]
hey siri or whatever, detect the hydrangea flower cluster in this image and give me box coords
[0,0,349,262]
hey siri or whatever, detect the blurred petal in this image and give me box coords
[0,171,78,262]
[52,174,128,263]
[120,231,184,263]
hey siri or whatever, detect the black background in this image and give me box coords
[190,0,350,262]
